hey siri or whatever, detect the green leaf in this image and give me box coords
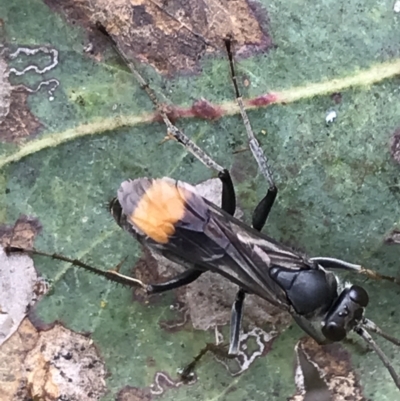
[1,1,400,400]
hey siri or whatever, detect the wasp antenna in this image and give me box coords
[8,247,146,290]
[355,326,400,390]
[97,24,224,175]
[224,37,276,191]
[362,318,400,346]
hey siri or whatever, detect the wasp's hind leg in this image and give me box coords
[97,23,226,177]
[224,37,278,232]
[251,188,278,231]
[219,169,236,216]
[218,163,248,357]
[209,169,246,357]
[223,36,280,357]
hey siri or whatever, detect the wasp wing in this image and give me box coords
[116,178,315,310]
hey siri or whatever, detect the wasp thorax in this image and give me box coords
[269,266,338,316]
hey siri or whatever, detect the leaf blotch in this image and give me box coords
[44,0,274,75]
[390,128,400,165]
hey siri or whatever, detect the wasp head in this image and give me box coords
[322,285,369,342]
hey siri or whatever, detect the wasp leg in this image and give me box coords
[228,288,246,355]
[310,256,400,286]
[146,267,203,294]
[97,24,225,176]
[223,37,279,355]
[6,247,148,290]
[356,326,400,390]
[219,167,247,356]
[218,169,236,216]
[224,37,277,232]
[179,342,232,382]
[251,188,278,231]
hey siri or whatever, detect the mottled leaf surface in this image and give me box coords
[1,1,400,400]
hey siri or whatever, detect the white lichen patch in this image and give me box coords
[0,55,11,123]
[325,110,337,124]
[0,247,38,346]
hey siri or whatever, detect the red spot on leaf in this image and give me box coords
[151,106,183,125]
[150,99,223,125]
[249,92,279,107]
[331,92,342,104]
[192,99,223,120]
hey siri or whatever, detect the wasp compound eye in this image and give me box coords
[322,285,368,342]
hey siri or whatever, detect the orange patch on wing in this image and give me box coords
[130,180,189,243]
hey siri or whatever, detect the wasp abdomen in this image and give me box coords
[117,178,210,244]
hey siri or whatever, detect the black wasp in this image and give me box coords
[11,31,400,391]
